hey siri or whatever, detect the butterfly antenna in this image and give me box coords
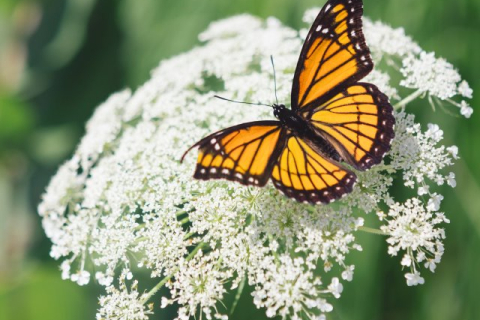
[270,55,279,105]
[213,95,272,108]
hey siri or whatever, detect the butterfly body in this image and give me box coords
[273,104,342,162]
[182,0,395,204]
[273,104,307,134]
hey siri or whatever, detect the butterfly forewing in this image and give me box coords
[190,121,286,186]
[304,83,394,170]
[270,134,356,204]
[291,0,373,110]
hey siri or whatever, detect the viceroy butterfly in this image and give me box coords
[182,0,395,204]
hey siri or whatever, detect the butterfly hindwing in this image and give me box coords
[189,121,286,186]
[292,0,372,110]
[270,133,356,204]
[304,83,395,170]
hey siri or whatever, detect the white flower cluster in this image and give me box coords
[399,43,473,117]
[380,198,449,286]
[38,9,472,320]
[390,111,458,193]
[363,19,421,59]
[251,255,337,319]
[97,270,153,320]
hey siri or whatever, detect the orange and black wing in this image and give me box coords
[292,0,373,110]
[181,121,287,186]
[271,133,356,204]
[303,83,394,170]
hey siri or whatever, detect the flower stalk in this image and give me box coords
[140,242,206,305]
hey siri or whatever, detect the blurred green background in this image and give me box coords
[0,0,479,319]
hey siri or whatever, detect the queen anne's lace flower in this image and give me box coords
[363,19,421,59]
[38,9,472,320]
[389,111,458,191]
[381,198,449,280]
[458,80,473,99]
[251,255,329,319]
[400,52,461,100]
[460,100,474,118]
[405,272,425,286]
[97,270,153,320]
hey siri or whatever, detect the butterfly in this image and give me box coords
[181,0,395,204]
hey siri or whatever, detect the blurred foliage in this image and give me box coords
[0,0,479,319]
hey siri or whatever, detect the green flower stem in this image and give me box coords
[393,89,424,110]
[445,98,462,108]
[179,216,190,225]
[358,226,389,236]
[183,231,196,240]
[134,223,146,231]
[230,276,246,314]
[177,209,195,217]
[140,241,206,304]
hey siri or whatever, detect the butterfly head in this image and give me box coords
[273,104,298,126]
[272,104,287,119]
